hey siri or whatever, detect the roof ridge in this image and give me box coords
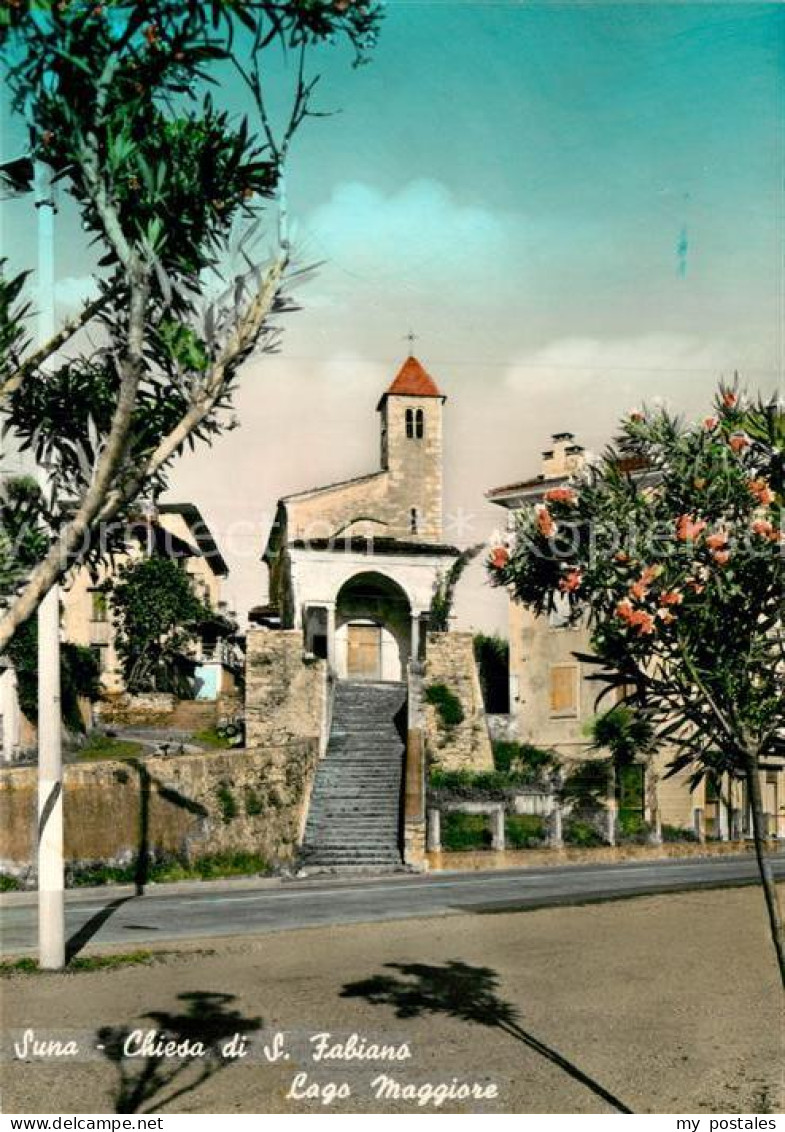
[280,469,387,503]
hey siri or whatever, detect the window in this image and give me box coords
[549,664,578,718]
[410,508,419,534]
[90,589,108,623]
[90,644,107,672]
[406,407,424,440]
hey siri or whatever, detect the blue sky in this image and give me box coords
[1,2,782,627]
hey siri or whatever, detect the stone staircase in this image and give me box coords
[300,681,407,872]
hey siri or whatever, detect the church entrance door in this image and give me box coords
[347,623,382,680]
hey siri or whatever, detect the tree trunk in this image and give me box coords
[744,750,785,989]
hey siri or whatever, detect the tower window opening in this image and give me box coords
[410,508,419,534]
[405,408,414,438]
[415,408,424,439]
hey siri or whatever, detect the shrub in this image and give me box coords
[493,739,558,782]
[244,787,264,817]
[0,874,20,892]
[429,767,535,801]
[425,683,464,728]
[505,814,547,848]
[618,812,651,841]
[563,817,605,848]
[68,851,270,887]
[216,782,238,823]
[441,812,492,852]
[661,823,699,844]
[559,759,610,810]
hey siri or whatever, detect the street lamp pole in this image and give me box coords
[34,160,65,971]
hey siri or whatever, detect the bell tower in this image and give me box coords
[377,354,446,543]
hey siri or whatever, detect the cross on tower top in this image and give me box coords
[404,330,418,353]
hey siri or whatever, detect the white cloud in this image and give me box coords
[54,275,97,313]
[504,332,754,422]
[301,179,515,298]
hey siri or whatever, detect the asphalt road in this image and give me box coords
[2,853,783,957]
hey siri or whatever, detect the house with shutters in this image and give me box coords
[487,433,785,842]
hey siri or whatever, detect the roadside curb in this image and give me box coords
[1,848,781,907]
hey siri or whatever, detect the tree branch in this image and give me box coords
[0,288,116,406]
[0,271,149,654]
[95,254,287,527]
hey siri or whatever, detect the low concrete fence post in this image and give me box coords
[649,812,663,845]
[490,806,505,851]
[606,804,616,847]
[718,800,730,842]
[426,808,441,853]
[549,801,563,849]
[731,808,742,841]
[693,807,705,844]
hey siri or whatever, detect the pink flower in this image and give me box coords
[729,432,750,454]
[629,409,644,423]
[705,531,728,551]
[544,487,577,505]
[703,417,719,431]
[536,506,556,538]
[676,514,707,542]
[748,478,774,506]
[559,568,582,593]
[657,609,676,625]
[660,590,683,607]
[711,549,731,567]
[615,599,634,623]
[489,546,509,569]
[629,609,656,635]
[722,391,738,409]
[629,579,649,602]
[751,519,778,542]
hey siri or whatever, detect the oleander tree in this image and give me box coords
[487,385,785,986]
[0,0,383,650]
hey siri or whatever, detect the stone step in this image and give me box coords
[300,680,407,875]
[299,851,400,860]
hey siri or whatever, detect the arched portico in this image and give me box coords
[303,570,424,682]
[336,572,412,681]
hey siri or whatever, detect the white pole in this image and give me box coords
[35,161,65,971]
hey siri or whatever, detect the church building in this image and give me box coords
[262,355,461,681]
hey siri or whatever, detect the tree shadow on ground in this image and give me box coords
[65,897,133,963]
[66,762,209,960]
[341,960,633,1114]
[98,990,261,1114]
[128,759,208,897]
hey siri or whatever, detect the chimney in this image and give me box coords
[542,432,585,479]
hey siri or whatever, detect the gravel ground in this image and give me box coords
[1,885,783,1115]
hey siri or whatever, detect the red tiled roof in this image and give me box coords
[385,355,443,399]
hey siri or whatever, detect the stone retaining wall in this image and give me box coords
[0,742,319,884]
[423,632,494,773]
